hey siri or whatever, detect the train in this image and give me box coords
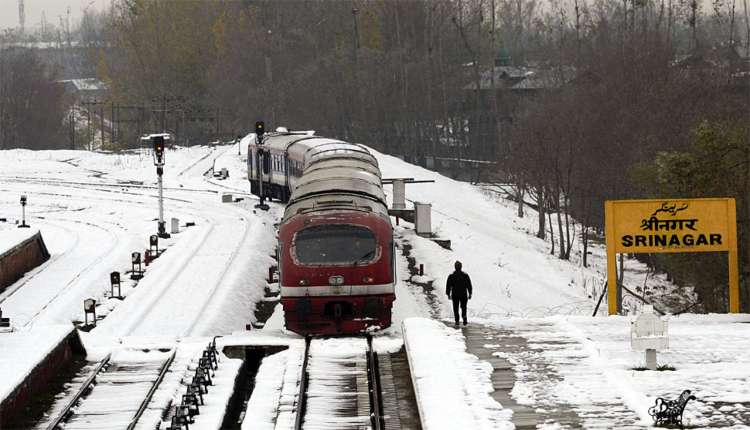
[247,124,395,335]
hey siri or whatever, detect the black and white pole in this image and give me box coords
[18,195,29,228]
[254,121,269,211]
[152,135,171,238]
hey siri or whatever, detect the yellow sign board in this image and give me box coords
[605,198,739,315]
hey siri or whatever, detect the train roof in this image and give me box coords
[252,130,389,222]
[253,132,379,169]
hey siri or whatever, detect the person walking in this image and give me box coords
[446,260,472,326]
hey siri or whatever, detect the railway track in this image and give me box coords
[43,350,176,430]
[294,335,390,430]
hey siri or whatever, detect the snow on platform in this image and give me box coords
[0,226,39,257]
[402,317,513,430]
[476,314,750,429]
[0,324,75,403]
[242,348,291,430]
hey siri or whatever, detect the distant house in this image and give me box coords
[462,54,582,160]
[58,78,109,104]
[672,44,750,88]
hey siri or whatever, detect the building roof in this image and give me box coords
[58,78,108,92]
[464,66,532,90]
[464,66,577,91]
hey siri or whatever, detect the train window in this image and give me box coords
[294,224,377,265]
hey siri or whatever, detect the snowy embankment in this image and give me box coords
[372,148,679,320]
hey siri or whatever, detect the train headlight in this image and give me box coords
[363,276,374,283]
[299,279,309,286]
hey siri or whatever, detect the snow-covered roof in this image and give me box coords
[140,133,172,141]
[510,67,577,90]
[464,66,576,91]
[58,78,109,92]
[464,66,533,90]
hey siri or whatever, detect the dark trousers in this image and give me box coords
[452,297,468,324]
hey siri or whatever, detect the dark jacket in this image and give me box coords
[446,270,472,300]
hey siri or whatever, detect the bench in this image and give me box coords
[648,389,696,428]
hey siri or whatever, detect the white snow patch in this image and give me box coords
[403,317,513,429]
[0,324,74,402]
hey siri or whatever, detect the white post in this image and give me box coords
[158,174,164,225]
[393,179,406,210]
[415,202,432,236]
[631,305,669,371]
[157,171,167,237]
[646,349,657,370]
[258,154,264,202]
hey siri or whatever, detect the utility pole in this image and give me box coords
[100,104,104,149]
[87,101,92,151]
[69,110,75,150]
[352,8,360,65]
[18,0,25,35]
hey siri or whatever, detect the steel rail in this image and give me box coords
[293,335,312,430]
[126,349,177,430]
[366,334,385,430]
[45,353,112,430]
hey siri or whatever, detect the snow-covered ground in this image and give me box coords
[0,144,276,336]
[0,139,748,429]
[403,318,513,429]
[372,148,678,320]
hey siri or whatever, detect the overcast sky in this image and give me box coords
[0,0,107,31]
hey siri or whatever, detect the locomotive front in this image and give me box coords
[279,209,395,335]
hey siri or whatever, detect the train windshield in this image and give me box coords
[294,224,377,265]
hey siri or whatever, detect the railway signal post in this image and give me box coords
[18,195,29,228]
[146,134,171,238]
[254,121,269,211]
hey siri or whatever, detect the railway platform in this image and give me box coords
[456,317,750,429]
[0,324,83,428]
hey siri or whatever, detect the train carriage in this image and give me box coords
[247,128,395,335]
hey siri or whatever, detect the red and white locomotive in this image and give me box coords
[247,125,395,335]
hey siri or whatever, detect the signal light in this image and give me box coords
[153,135,165,157]
[255,121,265,137]
[299,279,309,286]
[363,276,374,283]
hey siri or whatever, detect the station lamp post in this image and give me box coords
[150,134,171,238]
[254,121,269,211]
[18,195,29,228]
